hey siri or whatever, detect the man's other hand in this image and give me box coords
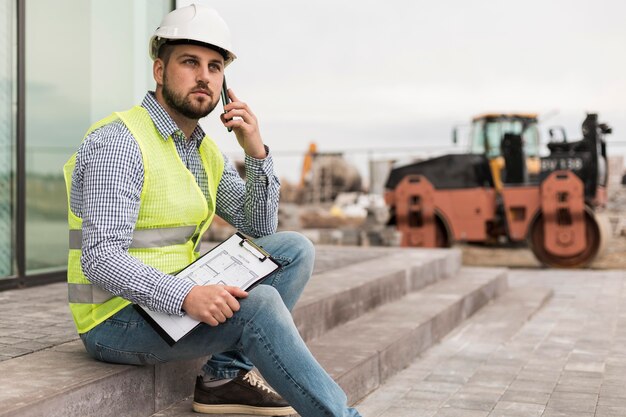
[182,285,248,326]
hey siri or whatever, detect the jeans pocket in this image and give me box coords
[95,342,165,365]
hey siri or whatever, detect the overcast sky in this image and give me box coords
[179,0,626,182]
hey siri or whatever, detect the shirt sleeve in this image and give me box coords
[215,146,280,238]
[74,124,194,316]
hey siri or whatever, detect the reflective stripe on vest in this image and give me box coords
[68,225,197,250]
[68,283,114,304]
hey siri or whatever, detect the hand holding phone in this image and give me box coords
[220,76,232,132]
[218,84,266,159]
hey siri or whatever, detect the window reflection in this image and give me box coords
[0,0,15,277]
[24,0,171,272]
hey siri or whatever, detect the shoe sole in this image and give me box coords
[192,402,296,416]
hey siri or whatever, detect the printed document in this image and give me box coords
[138,233,279,344]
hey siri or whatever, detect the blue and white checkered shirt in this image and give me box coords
[69,92,280,316]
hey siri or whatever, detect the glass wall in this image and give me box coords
[0,0,16,277]
[24,0,172,273]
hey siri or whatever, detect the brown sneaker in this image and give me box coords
[192,370,296,416]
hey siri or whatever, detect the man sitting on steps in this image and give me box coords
[63,4,361,417]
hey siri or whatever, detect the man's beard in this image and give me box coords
[162,74,217,120]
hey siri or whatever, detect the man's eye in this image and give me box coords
[209,64,222,72]
[185,59,198,66]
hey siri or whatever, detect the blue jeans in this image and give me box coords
[81,231,361,417]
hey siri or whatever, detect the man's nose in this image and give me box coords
[196,65,211,84]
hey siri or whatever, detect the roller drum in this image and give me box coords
[528,207,608,268]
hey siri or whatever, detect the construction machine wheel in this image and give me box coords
[528,207,607,268]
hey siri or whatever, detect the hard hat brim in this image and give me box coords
[150,36,236,65]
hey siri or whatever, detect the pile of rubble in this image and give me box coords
[607,183,626,237]
[278,192,400,247]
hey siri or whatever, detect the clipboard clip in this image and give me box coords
[239,238,269,261]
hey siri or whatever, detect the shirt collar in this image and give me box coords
[141,92,206,145]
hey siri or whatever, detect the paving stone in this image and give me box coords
[408,381,464,395]
[545,391,598,414]
[405,388,451,402]
[0,345,34,357]
[395,397,446,409]
[597,396,626,407]
[553,379,602,394]
[560,370,603,380]
[515,369,560,383]
[564,359,606,373]
[10,339,55,352]
[467,370,516,389]
[434,407,490,417]
[489,400,545,416]
[599,384,626,399]
[444,394,499,411]
[499,390,549,405]
[461,383,506,392]
[594,405,626,417]
[425,371,472,385]
[379,407,437,417]
[0,336,31,345]
[506,378,556,393]
[355,385,412,417]
[541,408,594,417]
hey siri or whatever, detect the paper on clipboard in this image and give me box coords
[137,232,280,345]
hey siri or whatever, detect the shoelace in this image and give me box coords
[243,370,277,395]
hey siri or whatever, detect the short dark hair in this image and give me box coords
[157,39,229,65]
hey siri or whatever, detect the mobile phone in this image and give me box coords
[220,76,232,132]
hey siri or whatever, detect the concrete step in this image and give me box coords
[294,247,461,342]
[0,248,460,417]
[150,266,511,417]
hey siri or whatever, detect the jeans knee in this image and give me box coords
[247,285,281,308]
[280,231,315,269]
[243,285,290,322]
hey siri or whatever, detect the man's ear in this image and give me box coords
[153,59,164,86]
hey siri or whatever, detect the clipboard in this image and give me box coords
[136,232,280,346]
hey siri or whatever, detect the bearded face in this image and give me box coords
[162,72,218,120]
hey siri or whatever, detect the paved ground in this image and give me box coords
[356,268,626,417]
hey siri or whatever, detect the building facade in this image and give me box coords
[1,0,173,289]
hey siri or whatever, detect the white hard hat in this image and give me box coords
[149,4,236,65]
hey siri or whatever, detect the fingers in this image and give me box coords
[222,90,258,126]
[204,287,240,326]
[183,285,247,327]
[222,105,257,129]
[220,89,266,159]
[223,109,256,128]
[224,285,248,299]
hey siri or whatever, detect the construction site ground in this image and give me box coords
[460,235,626,270]
[457,236,626,269]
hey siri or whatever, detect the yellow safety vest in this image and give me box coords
[63,106,224,334]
